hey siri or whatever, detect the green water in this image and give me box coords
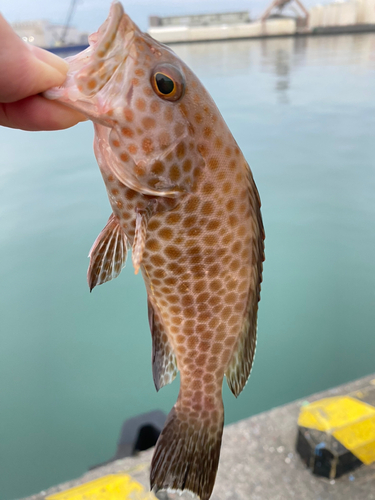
[1,34,374,499]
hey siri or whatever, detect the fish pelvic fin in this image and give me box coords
[150,399,224,500]
[132,199,158,274]
[225,165,265,397]
[148,295,178,391]
[87,213,128,292]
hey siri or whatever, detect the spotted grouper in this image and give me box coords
[45,3,265,499]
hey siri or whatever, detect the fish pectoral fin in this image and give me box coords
[225,166,265,397]
[148,295,178,391]
[87,213,129,292]
[132,199,158,275]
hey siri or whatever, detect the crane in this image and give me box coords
[60,0,79,45]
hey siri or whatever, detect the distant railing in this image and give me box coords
[149,11,251,28]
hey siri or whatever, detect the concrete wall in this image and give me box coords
[309,0,375,28]
[357,0,375,23]
[149,19,297,43]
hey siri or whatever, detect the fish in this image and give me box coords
[45,3,265,499]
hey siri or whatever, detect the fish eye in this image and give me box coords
[155,73,174,95]
[151,63,185,102]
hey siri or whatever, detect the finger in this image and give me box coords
[28,45,68,75]
[0,95,87,131]
[0,15,68,103]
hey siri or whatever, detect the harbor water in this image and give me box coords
[1,33,375,499]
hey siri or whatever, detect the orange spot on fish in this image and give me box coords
[194,113,203,124]
[121,127,134,138]
[166,213,181,225]
[222,182,232,194]
[151,161,165,175]
[203,127,212,139]
[134,163,146,176]
[174,122,184,137]
[202,182,214,195]
[176,143,186,159]
[169,164,181,182]
[158,131,170,149]
[185,196,200,213]
[179,103,188,116]
[88,79,97,90]
[123,109,134,122]
[142,116,156,130]
[158,227,173,240]
[142,137,154,154]
[229,159,236,170]
[136,98,146,111]
[208,157,219,171]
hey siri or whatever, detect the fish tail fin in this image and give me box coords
[150,399,224,500]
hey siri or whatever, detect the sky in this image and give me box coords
[2,0,332,33]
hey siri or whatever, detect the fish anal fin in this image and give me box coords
[87,213,128,292]
[148,296,178,391]
[225,165,265,397]
[225,305,258,398]
[132,199,158,274]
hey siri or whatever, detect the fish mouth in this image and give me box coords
[45,2,188,199]
[44,2,136,121]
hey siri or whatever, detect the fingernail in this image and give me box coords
[28,44,69,76]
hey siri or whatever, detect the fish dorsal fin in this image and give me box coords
[225,167,265,397]
[132,199,158,274]
[148,296,178,391]
[87,213,128,291]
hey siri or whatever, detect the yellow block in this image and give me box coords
[298,396,375,465]
[333,415,375,465]
[46,474,155,500]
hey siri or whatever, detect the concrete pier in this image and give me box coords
[149,19,297,44]
[23,374,375,500]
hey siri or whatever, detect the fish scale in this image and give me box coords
[45,3,265,500]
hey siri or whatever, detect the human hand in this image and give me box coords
[0,14,86,131]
